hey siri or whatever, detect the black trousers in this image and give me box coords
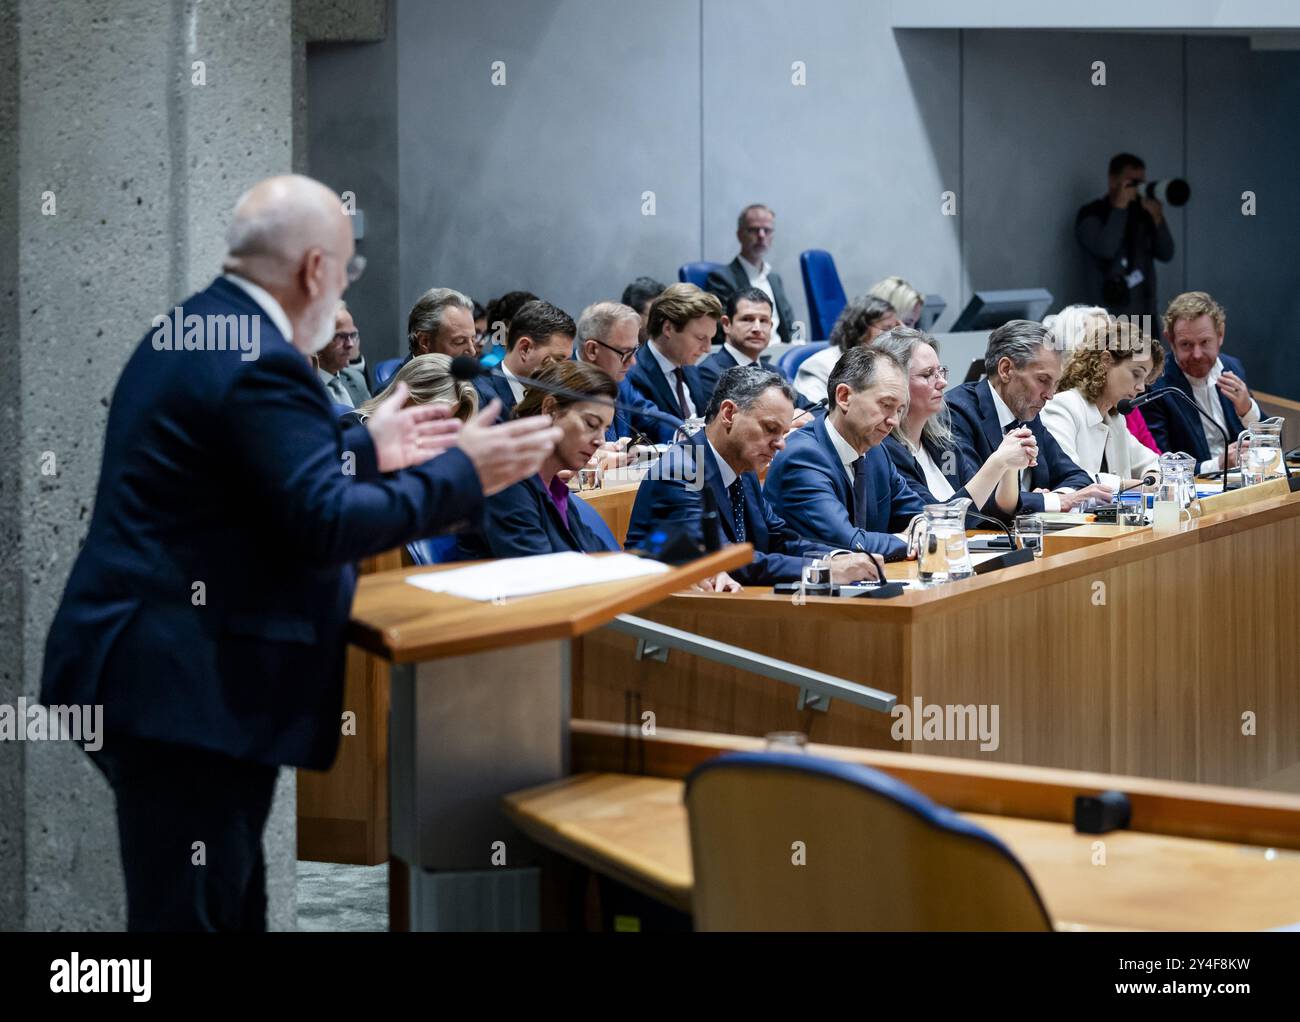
[89,737,279,932]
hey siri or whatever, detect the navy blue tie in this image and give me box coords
[728,479,747,542]
[851,456,868,527]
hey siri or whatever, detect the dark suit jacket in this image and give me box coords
[696,345,813,410]
[705,257,797,344]
[610,380,675,444]
[457,474,616,560]
[764,415,925,559]
[624,432,824,584]
[622,343,707,427]
[945,379,1091,514]
[881,434,1012,522]
[473,370,518,423]
[39,276,484,770]
[1142,353,1251,465]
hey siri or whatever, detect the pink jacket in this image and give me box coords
[1127,408,1160,453]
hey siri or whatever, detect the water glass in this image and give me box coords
[1014,515,1044,558]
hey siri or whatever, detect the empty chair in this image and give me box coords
[800,249,847,341]
[405,534,459,566]
[373,357,403,389]
[686,751,1053,931]
[678,261,726,290]
[775,341,828,381]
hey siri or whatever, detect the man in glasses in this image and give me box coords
[705,204,797,345]
[316,300,371,408]
[573,300,669,444]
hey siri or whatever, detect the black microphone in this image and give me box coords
[451,357,727,555]
[963,506,1035,574]
[1117,390,1236,490]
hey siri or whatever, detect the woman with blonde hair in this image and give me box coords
[346,353,478,426]
[868,276,923,328]
[1040,318,1164,491]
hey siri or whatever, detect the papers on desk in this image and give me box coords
[405,551,669,602]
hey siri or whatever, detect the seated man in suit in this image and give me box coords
[622,282,717,431]
[705,204,797,344]
[316,301,369,409]
[473,299,575,420]
[765,347,926,560]
[573,299,668,451]
[625,365,882,586]
[1143,290,1261,475]
[338,301,372,392]
[405,286,478,365]
[946,320,1112,512]
[459,360,621,560]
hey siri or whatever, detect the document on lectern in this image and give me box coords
[405,551,670,602]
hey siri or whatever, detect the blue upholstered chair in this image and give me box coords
[775,341,829,381]
[571,493,619,551]
[685,751,1054,931]
[678,261,726,290]
[373,357,403,389]
[405,534,459,566]
[799,249,847,341]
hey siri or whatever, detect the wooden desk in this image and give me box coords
[504,723,1300,930]
[576,486,1300,790]
[580,480,640,547]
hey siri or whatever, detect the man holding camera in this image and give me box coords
[1076,152,1175,332]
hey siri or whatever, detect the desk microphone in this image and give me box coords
[450,357,726,556]
[962,506,1035,574]
[1117,391,1236,490]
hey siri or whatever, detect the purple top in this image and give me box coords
[545,474,571,528]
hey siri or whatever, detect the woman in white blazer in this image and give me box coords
[1041,317,1163,492]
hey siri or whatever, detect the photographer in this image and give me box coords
[1075,152,1175,332]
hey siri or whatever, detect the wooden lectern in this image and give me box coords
[346,545,751,932]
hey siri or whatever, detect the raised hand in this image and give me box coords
[365,382,463,472]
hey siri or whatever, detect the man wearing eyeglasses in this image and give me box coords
[317,301,371,408]
[705,204,797,345]
[573,300,671,444]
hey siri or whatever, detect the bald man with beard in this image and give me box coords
[40,175,560,931]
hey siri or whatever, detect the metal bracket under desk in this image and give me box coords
[606,614,897,715]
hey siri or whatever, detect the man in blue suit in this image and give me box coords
[472,299,575,421]
[621,282,716,435]
[1144,290,1260,474]
[947,320,1110,513]
[696,289,817,412]
[625,365,882,586]
[572,299,667,445]
[39,175,560,931]
[765,347,926,559]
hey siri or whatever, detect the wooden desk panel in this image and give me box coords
[581,481,640,546]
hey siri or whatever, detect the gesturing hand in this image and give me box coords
[456,399,562,496]
[365,382,463,473]
[1216,371,1252,418]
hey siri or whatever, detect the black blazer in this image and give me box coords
[945,379,1092,514]
[457,474,616,560]
[1142,353,1251,465]
[705,257,797,344]
[623,343,708,423]
[39,277,484,770]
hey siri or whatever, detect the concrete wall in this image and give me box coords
[307,1,1300,398]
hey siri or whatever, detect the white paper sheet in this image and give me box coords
[405,551,670,602]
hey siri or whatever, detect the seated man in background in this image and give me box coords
[406,286,478,363]
[1143,290,1260,476]
[706,203,797,344]
[339,300,372,391]
[946,320,1111,512]
[458,361,620,560]
[795,295,899,405]
[697,287,777,398]
[316,300,369,408]
[622,282,717,427]
[473,299,576,420]
[620,276,666,343]
[625,365,882,586]
[765,347,925,560]
[573,300,670,445]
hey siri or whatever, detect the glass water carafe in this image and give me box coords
[909,499,974,585]
[1238,416,1286,486]
[1155,452,1199,518]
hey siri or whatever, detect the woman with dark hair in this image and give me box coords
[794,294,899,405]
[456,360,620,559]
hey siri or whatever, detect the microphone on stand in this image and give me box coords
[449,357,726,558]
[1117,390,1236,491]
[964,506,1035,574]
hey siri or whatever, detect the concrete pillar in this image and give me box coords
[0,0,391,932]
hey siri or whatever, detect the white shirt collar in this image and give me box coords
[1185,358,1223,390]
[825,415,863,479]
[648,339,682,377]
[737,253,770,279]
[501,362,527,403]
[705,438,738,489]
[223,273,293,343]
[987,382,1019,430]
[723,340,761,367]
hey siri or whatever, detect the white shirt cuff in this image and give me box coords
[1042,493,1062,513]
[1242,400,1261,428]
